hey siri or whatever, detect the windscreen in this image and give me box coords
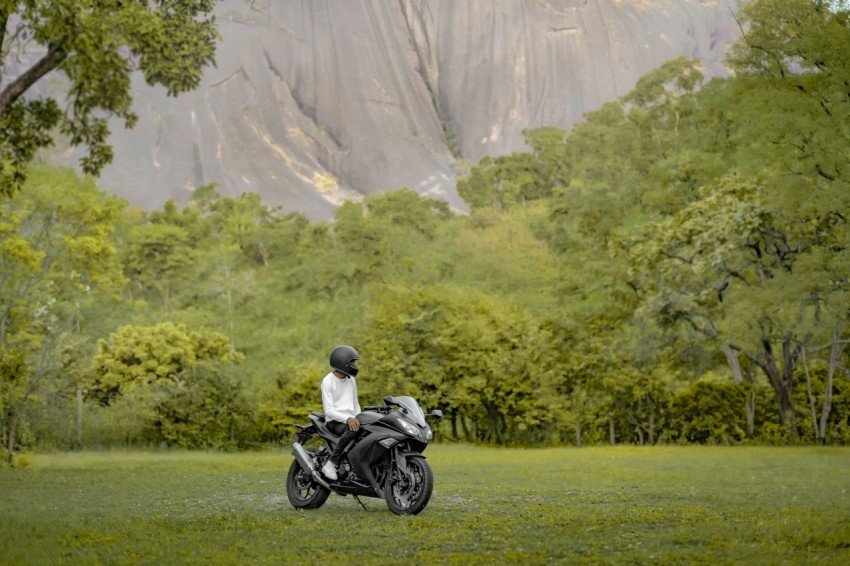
[391,396,427,426]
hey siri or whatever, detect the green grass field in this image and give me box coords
[1,445,849,564]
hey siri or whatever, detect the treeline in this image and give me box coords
[1,0,849,459]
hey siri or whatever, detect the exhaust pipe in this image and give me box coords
[291,442,332,490]
[292,442,316,472]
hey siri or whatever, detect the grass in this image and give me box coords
[1,445,849,565]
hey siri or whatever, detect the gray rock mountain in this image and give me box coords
[87,0,742,219]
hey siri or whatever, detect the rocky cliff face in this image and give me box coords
[87,0,741,219]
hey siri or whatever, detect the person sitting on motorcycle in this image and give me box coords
[320,345,362,481]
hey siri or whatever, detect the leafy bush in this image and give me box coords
[153,368,253,450]
[667,378,752,444]
[254,362,324,444]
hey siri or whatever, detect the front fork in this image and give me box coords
[392,450,410,481]
[386,448,417,495]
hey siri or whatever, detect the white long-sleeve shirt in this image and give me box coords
[320,372,361,423]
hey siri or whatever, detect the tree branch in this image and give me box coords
[743,350,770,382]
[660,250,693,265]
[0,43,66,118]
[683,311,719,339]
[0,10,8,62]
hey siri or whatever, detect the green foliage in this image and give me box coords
[0,166,124,462]
[0,99,62,194]
[254,362,324,444]
[618,23,850,430]
[360,284,557,444]
[457,156,498,210]
[154,367,252,450]
[794,360,850,444]
[0,0,220,195]
[549,1,850,438]
[7,0,850,452]
[121,223,195,309]
[87,322,246,448]
[364,187,451,239]
[667,377,757,444]
[89,322,242,403]
[458,126,574,212]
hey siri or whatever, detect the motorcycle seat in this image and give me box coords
[310,411,326,421]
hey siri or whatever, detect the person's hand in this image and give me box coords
[346,417,360,432]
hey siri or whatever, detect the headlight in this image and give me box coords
[425,428,433,440]
[397,418,420,437]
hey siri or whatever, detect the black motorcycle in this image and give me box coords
[287,395,443,515]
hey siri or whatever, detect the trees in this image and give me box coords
[622,0,850,437]
[121,223,195,310]
[1,165,124,463]
[0,0,220,195]
[457,129,567,212]
[89,322,246,448]
[311,188,454,293]
[529,0,850,440]
[360,284,556,444]
[2,1,848,451]
[255,361,324,444]
[624,176,813,433]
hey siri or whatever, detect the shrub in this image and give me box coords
[667,377,752,444]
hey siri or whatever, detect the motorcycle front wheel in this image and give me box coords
[384,455,434,515]
[286,459,330,510]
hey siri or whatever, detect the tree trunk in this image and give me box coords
[721,344,745,383]
[450,411,459,440]
[746,386,755,438]
[5,409,18,465]
[724,344,756,437]
[608,416,616,445]
[575,421,582,447]
[76,389,83,448]
[758,337,799,436]
[818,333,846,442]
[648,411,655,445]
[634,424,644,446]
[627,413,644,445]
[460,414,470,442]
[484,404,505,444]
[802,350,820,442]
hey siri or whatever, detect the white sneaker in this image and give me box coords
[321,460,338,481]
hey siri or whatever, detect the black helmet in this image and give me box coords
[330,345,359,378]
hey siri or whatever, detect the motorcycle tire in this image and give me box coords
[286,458,330,510]
[384,455,434,515]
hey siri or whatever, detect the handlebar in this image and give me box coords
[363,405,443,419]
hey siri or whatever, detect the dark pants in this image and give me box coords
[327,420,358,466]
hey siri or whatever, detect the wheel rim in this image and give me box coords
[389,462,424,510]
[293,467,319,501]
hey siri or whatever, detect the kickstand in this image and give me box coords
[353,495,368,512]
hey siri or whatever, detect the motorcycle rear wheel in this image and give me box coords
[384,455,433,515]
[286,459,330,509]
